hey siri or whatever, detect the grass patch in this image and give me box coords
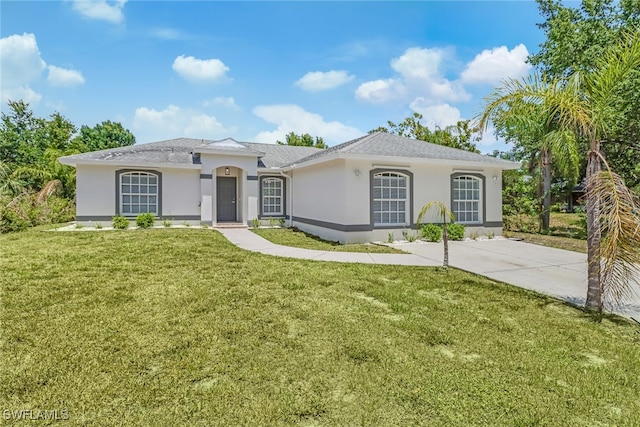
[253,227,405,254]
[2,229,639,425]
[505,231,587,253]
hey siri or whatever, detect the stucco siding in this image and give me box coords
[292,160,347,225]
[161,168,200,217]
[76,165,117,217]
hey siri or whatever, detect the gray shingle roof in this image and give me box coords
[58,137,323,168]
[287,132,519,167]
[59,133,518,169]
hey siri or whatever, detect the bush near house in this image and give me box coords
[135,213,155,229]
[420,223,443,242]
[446,223,466,240]
[112,215,129,229]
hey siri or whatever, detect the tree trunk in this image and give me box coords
[541,149,552,232]
[443,217,449,268]
[585,141,602,311]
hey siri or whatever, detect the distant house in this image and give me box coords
[59,132,519,243]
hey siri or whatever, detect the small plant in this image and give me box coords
[200,222,209,229]
[163,219,172,227]
[112,215,129,230]
[420,223,442,242]
[386,231,395,244]
[487,232,495,239]
[251,218,260,229]
[447,223,466,241]
[182,221,191,227]
[402,229,417,242]
[136,213,155,229]
[95,223,103,229]
[470,231,480,240]
[75,223,83,229]
[278,218,286,228]
[267,217,277,227]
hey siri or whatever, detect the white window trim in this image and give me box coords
[452,175,482,224]
[119,171,159,217]
[372,171,409,226]
[261,177,284,216]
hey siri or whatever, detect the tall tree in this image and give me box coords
[530,0,640,191]
[72,120,136,152]
[370,113,481,153]
[478,31,640,312]
[276,132,326,148]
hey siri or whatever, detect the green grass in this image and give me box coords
[505,213,588,253]
[2,229,639,425]
[253,227,405,254]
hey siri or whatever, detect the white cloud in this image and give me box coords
[132,105,233,142]
[409,98,462,129]
[1,33,47,104]
[295,70,355,91]
[356,47,469,107]
[461,44,531,85]
[72,0,127,24]
[47,65,85,87]
[150,27,189,40]
[172,55,229,83]
[253,104,361,145]
[203,96,239,109]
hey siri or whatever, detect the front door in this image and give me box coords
[216,177,237,222]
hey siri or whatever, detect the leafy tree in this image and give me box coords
[370,113,480,153]
[478,31,640,312]
[530,0,640,190]
[276,132,326,148]
[72,120,136,152]
[487,88,580,231]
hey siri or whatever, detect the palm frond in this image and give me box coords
[417,201,455,224]
[587,169,640,307]
[542,129,580,186]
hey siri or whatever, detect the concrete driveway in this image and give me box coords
[218,228,639,320]
[394,239,640,320]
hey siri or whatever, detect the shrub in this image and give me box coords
[250,218,260,229]
[0,193,75,233]
[136,213,155,228]
[95,223,103,229]
[503,214,539,233]
[402,229,417,242]
[112,215,129,229]
[278,218,286,228]
[163,219,172,227]
[420,223,442,242]
[386,232,395,243]
[447,223,466,241]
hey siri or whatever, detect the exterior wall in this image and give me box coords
[291,159,505,243]
[75,165,200,224]
[291,159,347,224]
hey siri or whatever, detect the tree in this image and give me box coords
[487,89,579,231]
[530,0,640,190]
[276,132,326,148]
[370,113,481,153]
[478,31,640,312]
[416,201,455,268]
[72,120,136,152]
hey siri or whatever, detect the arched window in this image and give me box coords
[262,177,284,216]
[372,171,409,226]
[452,175,482,224]
[119,171,159,216]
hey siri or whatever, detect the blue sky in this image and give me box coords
[1,1,547,152]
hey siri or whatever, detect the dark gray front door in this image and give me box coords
[216,177,237,221]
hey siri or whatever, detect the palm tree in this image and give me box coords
[417,201,455,268]
[478,31,640,312]
[489,100,579,231]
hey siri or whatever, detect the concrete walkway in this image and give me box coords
[218,228,640,320]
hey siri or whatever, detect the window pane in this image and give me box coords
[131,176,139,184]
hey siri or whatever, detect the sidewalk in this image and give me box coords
[217,228,640,320]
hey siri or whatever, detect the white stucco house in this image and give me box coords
[58,132,519,243]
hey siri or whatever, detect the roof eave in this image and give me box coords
[58,158,202,170]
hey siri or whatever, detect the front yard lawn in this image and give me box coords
[1,229,638,425]
[253,227,405,254]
